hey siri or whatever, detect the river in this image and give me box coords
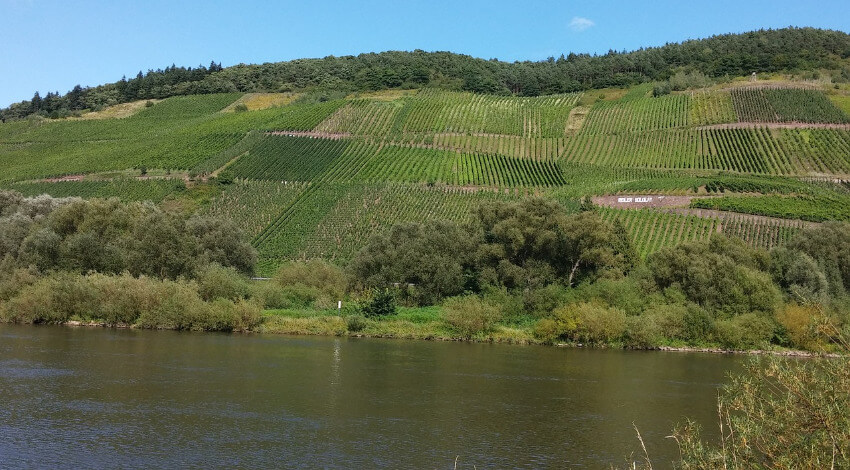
[0,324,741,468]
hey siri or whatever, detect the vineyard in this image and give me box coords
[730,87,850,123]
[5,178,184,202]
[600,207,805,256]
[691,193,850,222]
[2,81,849,270]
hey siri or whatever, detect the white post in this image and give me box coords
[338,300,342,313]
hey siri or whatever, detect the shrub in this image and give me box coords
[346,314,367,332]
[274,259,347,300]
[233,103,248,112]
[625,315,664,349]
[553,301,627,344]
[715,313,775,349]
[360,288,397,318]
[443,295,502,339]
[775,303,828,350]
[196,263,249,301]
[532,318,559,344]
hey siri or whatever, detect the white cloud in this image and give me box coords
[569,17,595,32]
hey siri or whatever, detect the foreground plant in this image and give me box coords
[672,321,849,469]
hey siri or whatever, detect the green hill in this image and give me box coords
[3,30,850,275]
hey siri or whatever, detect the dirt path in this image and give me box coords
[592,195,706,209]
[698,122,850,130]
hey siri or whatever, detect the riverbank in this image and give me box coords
[10,307,838,357]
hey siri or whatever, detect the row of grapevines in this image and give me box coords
[354,144,567,186]
[599,207,720,258]
[295,183,518,263]
[228,136,350,182]
[313,100,402,136]
[580,94,690,134]
[719,213,805,251]
[562,129,699,169]
[690,90,737,126]
[730,87,849,123]
[6,178,184,202]
[401,89,579,138]
[691,194,850,222]
[202,180,308,237]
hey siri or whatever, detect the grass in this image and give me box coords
[258,306,538,343]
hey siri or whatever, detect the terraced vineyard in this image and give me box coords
[5,178,184,202]
[3,82,849,271]
[730,87,850,123]
[600,207,806,256]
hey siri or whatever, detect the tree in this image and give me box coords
[349,220,476,305]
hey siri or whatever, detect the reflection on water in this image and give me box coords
[0,325,740,468]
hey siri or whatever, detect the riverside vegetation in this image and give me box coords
[2,190,848,355]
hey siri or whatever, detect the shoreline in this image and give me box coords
[23,319,838,358]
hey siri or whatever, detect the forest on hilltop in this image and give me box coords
[3,27,850,121]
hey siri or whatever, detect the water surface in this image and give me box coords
[0,325,740,468]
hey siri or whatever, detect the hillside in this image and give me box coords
[2,68,850,275]
[1,27,850,275]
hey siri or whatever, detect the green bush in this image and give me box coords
[196,263,249,301]
[346,314,367,332]
[715,313,775,349]
[361,288,397,318]
[553,301,627,344]
[442,295,502,339]
[532,318,559,344]
[274,259,347,300]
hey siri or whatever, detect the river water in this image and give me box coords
[0,324,741,468]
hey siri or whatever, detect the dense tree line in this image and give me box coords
[4,27,849,120]
[347,198,850,351]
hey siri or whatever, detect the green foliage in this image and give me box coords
[731,87,850,123]
[348,220,476,305]
[345,313,368,332]
[0,272,263,331]
[648,235,781,317]
[473,199,634,289]
[675,349,850,468]
[442,295,502,339]
[360,288,397,318]
[0,191,256,278]
[551,301,627,344]
[692,193,850,222]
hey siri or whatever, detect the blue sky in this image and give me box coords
[1,0,848,107]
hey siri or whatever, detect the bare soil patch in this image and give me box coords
[39,174,86,183]
[592,195,704,209]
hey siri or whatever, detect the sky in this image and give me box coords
[1,0,849,107]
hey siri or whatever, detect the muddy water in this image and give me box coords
[0,325,741,468]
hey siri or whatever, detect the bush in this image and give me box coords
[274,259,347,300]
[443,295,502,339]
[346,314,367,332]
[775,303,829,350]
[625,315,664,348]
[553,301,627,344]
[233,103,248,112]
[715,313,775,349]
[360,288,397,318]
[196,263,248,301]
[532,318,559,344]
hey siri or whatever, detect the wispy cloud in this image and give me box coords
[568,17,595,32]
